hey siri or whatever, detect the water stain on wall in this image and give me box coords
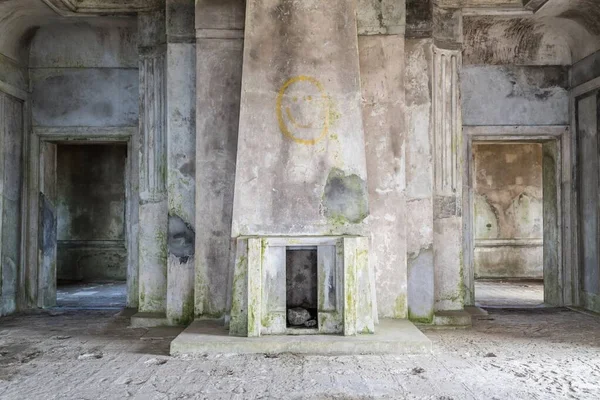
[168,214,195,264]
[323,168,369,224]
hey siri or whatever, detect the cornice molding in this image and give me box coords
[436,0,550,16]
[41,0,163,16]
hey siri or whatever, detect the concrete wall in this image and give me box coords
[0,92,24,316]
[572,50,600,88]
[194,0,244,317]
[473,143,543,279]
[30,19,138,128]
[56,144,127,282]
[360,34,408,318]
[28,18,139,306]
[405,38,434,322]
[166,0,196,325]
[462,66,569,126]
[577,92,600,312]
[232,0,369,238]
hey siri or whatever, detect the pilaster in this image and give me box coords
[136,10,169,318]
[431,3,469,324]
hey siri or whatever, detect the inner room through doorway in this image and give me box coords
[55,143,127,309]
[473,143,545,308]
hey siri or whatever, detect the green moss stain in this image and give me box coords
[318,263,326,310]
[261,313,276,329]
[394,294,407,318]
[155,230,168,268]
[327,96,341,126]
[408,308,434,324]
[174,292,195,326]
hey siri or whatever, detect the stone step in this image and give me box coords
[170,319,432,356]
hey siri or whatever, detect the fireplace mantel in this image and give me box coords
[229,236,377,337]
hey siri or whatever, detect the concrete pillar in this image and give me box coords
[431,5,469,324]
[194,0,244,317]
[136,11,169,319]
[406,38,435,323]
[0,93,24,316]
[166,0,196,325]
[358,1,408,318]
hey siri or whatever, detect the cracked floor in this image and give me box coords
[0,307,599,399]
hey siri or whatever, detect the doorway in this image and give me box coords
[41,142,129,309]
[472,143,544,307]
[463,128,565,309]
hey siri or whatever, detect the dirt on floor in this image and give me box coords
[0,308,599,399]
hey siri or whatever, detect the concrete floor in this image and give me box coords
[1,308,599,399]
[56,282,127,309]
[475,280,544,308]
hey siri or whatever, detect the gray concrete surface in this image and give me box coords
[1,308,600,398]
[473,143,543,279]
[171,319,431,356]
[56,282,126,309]
[475,280,544,308]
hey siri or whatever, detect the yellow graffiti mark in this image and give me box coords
[276,75,330,145]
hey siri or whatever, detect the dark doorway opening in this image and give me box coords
[286,247,318,329]
[55,143,127,309]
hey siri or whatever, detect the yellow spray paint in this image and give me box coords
[276,75,330,145]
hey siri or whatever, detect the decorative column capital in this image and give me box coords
[432,2,463,50]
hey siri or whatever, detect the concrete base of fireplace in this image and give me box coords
[170,319,432,356]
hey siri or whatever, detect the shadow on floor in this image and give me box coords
[56,281,127,309]
[475,279,544,308]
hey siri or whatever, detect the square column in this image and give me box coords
[430,5,470,326]
[135,11,169,320]
[194,0,245,317]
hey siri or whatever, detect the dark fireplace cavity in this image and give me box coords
[286,247,318,329]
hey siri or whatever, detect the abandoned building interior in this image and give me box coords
[0,0,599,359]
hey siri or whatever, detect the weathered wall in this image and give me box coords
[360,34,408,318]
[577,92,600,312]
[166,0,196,325]
[462,66,569,126]
[194,0,244,317]
[30,19,139,127]
[463,17,571,66]
[473,143,543,279]
[28,18,139,309]
[572,50,600,88]
[0,93,24,316]
[232,0,369,237]
[56,145,127,282]
[405,38,434,322]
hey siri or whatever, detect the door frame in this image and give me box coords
[462,125,574,307]
[25,127,139,309]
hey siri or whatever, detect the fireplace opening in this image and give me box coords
[286,247,319,329]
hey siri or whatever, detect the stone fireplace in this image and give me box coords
[229,237,377,337]
[225,0,377,338]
